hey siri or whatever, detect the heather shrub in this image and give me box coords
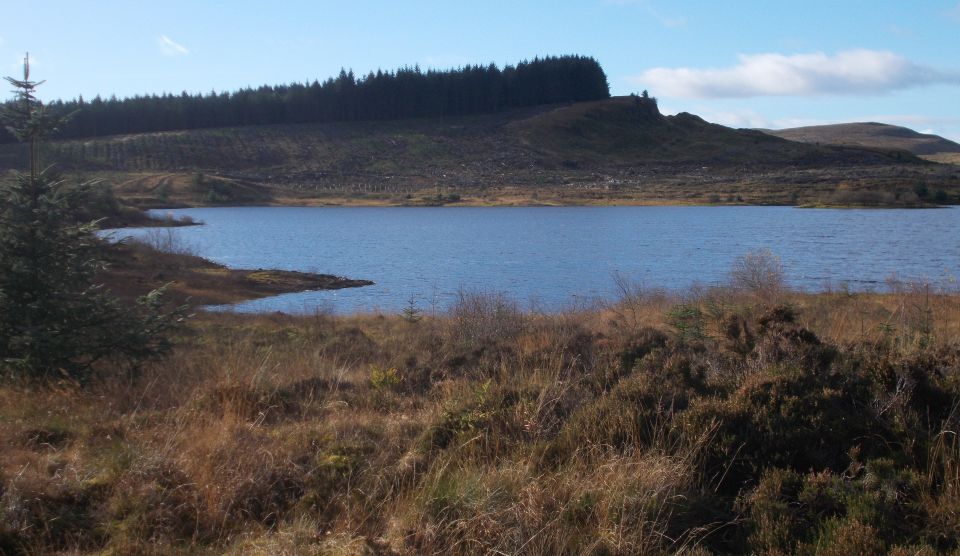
[680,364,873,494]
[743,460,934,554]
[1,285,958,553]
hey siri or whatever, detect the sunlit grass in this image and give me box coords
[2,269,960,553]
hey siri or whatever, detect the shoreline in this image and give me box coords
[99,239,955,317]
[99,241,373,307]
[135,197,955,210]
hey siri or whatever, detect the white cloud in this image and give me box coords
[630,49,960,98]
[158,35,189,56]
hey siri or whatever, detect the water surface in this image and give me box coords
[106,206,960,313]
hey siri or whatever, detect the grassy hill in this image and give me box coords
[764,122,960,157]
[2,97,958,207]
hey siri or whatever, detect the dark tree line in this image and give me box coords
[0,55,609,143]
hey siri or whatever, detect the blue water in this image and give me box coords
[104,206,960,314]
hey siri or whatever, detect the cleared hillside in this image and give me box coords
[765,122,960,156]
[2,97,957,207]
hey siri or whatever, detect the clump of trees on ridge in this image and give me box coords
[0,55,609,142]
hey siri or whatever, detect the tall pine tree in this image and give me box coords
[0,55,183,381]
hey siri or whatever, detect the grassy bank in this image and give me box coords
[2,271,959,554]
[97,237,373,306]
[82,170,960,211]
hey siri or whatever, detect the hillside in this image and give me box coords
[764,122,960,156]
[2,97,958,207]
[1,55,610,144]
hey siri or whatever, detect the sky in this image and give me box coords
[2,0,959,140]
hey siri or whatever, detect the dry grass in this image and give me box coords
[96,241,372,306]
[922,153,960,165]
[2,276,960,554]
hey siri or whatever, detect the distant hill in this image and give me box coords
[0,97,924,175]
[1,55,610,144]
[764,122,960,156]
[1,97,957,207]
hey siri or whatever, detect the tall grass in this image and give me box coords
[2,271,960,553]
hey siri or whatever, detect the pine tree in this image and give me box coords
[0,55,611,141]
[0,55,183,381]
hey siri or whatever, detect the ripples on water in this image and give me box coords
[102,206,960,314]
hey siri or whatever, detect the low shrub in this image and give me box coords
[2,287,959,553]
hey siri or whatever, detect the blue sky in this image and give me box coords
[2,0,959,139]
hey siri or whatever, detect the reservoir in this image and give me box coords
[105,206,960,313]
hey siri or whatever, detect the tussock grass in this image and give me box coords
[3,274,960,554]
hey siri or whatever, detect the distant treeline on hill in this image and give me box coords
[0,55,609,142]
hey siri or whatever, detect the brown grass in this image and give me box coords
[922,153,960,165]
[97,241,372,306]
[2,277,960,554]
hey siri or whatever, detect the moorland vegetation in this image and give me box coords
[2,257,960,554]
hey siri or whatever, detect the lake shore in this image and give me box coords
[136,191,957,210]
[99,241,373,306]
[132,190,958,211]
[109,204,960,314]
[95,171,959,211]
